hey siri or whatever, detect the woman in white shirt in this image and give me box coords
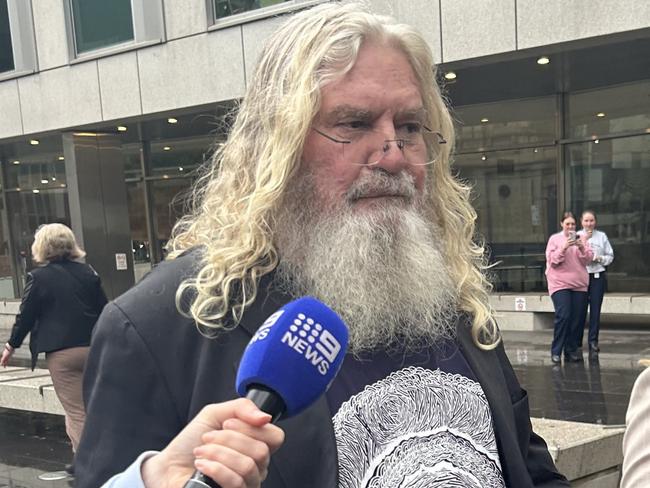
[578,210,614,353]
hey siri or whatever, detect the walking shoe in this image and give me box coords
[589,342,600,353]
[564,352,584,362]
[551,355,561,364]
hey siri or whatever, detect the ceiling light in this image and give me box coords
[12,160,20,165]
[117,126,128,132]
[60,184,66,188]
[163,174,169,179]
[444,71,457,80]
[32,189,40,193]
[29,139,39,145]
[52,177,57,181]
[41,179,48,184]
[58,156,64,161]
[481,155,487,161]
[534,148,538,153]
[480,118,489,123]
[596,112,605,117]
[178,167,184,172]
[163,146,171,151]
[537,56,550,65]
[16,188,21,192]
[594,139,599,144]
[167,118,178,124]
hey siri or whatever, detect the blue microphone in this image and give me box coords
[184,297,349,488]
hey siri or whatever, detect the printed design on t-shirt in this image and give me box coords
[332,366,505,487]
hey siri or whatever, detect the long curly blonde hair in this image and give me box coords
[168,2,498,349]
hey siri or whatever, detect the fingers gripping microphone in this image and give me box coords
[184,297,349,488]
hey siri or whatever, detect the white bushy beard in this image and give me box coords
[274,169,459,355]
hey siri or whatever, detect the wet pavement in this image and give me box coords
[0,326,648,487]
[0,408,71,487]
[504,326,650,426]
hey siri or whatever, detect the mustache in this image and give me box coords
[345,170,417,203]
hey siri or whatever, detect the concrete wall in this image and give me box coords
[1,0,649,140]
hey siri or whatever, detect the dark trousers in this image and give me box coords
[579,271,607,346]
[551,289,588,356]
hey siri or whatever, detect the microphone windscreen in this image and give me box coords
[236,297,348,418]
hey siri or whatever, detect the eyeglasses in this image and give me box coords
[312,124,447,166]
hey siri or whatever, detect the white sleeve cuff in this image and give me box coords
[100,451,160,488]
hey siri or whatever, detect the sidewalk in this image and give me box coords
[504,327,648,425]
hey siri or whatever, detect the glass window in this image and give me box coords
[0,0,14,73]
[123,144,143,180]
[455,147,557,292]
[214,0,290,20]
[125,180,151,282]
[151,178,193,260]
[567,81,650,139]
[454,97,556,152]
[70,0,134,54]
[149,137,213,178]
[566,134,650,292]
[0,197,14,298]
[0,136,68,294]
[2,138,67,193]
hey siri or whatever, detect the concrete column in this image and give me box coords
[63,132,134,299]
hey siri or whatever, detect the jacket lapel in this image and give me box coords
[456,316,533,488]
[237,277,338,488]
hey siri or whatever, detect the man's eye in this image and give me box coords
[340,120,369,130]
[402,122,423,134]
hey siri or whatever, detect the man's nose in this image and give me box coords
[372,139,409,173]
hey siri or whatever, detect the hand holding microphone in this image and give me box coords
[141,297,348,488]
[141,398,283,488]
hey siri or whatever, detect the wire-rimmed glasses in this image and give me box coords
[312,125,447,166]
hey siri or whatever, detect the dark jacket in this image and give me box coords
[7,259,108,369]
[75,252,569,488]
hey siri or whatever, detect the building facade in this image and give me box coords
[0,0,649,299]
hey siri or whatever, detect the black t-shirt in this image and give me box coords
[327,340,506,487]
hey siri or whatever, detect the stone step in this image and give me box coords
[532,418,625,487]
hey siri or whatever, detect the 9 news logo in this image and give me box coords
[250,310,285,343]
[281,313,342,376]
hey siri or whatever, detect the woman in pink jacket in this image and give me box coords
[545,212,593,364]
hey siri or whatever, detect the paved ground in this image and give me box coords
[0,325,648,487]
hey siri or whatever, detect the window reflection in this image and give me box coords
[454,97,556,152]
[151,178,194,261]
[214,0,290,20]
[0,0,14,73]
[123,145,143,179]
[455,147,557,292]
[70,0,134,54]
[0,197,13,297]
[149,137,212,177]
[568,81,650,139]
[5,190,70,288]
[125,180,151,282]
[0,136,70,294]
[567,134,650,292]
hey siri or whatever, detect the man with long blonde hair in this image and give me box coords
[76,3,568,488]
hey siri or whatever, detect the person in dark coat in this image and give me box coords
[76,4,569,488]
[1,223,107,454]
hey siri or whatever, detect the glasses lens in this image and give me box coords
[315,127,442,166]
